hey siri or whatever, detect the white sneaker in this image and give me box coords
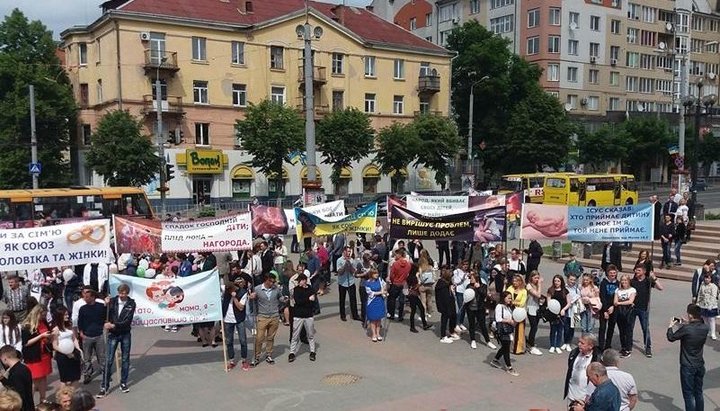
[712,334,718,340]
[471,341,477,349]
[549,347,556,353]
[440,337,454,344]
[459,324,468,332]
[487,341,497,350]
[529,347,542,356]
[450,333,461,340]
[564,344,572,352]
[454,326,463,334]
[555,347,564,355]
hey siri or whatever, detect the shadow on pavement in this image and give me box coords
[638,390,682,411]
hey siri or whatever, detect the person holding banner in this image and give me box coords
[222,281,249,371]
[249,273,287,366]
[288,274,317,362]
[99,284,136,396]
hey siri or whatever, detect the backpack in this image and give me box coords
[179,259,193,277]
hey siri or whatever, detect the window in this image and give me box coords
[691,39,705,53]
[270,46,284,69]
[231,41,245,65]
[610,71,620,86]
[393,59,404,79]
[590,16,600,31]
[568,40,579,56]
[642,6,656,23]
[569,12,579,28]
[677,13,689,33]
[270,86,285,105]
[549,8,561,25]
[587,96,599,111]
[589,43,599,58]
[332,53,344,75]
[490,0,513,9]
[609,97,621,110]
[191,37,206,61]
[232,84,247,107]
[420,62,431,76]
[611,19,620,34]
[470,0,480,14]
[610,46,620,61]
[364,93,376,113]
[528,9,539,28]
[96,79,103,103]
[639,77,653,93]
[567,67,578,82]
[566,95,578,110]
[95,39,101,63]
[628,3,640,20]
[547,63,559,81]
[409,17,416,30]
[589,69,599,84]
[627,28,637,44]
[79,43,88,65]
[426,13,432,26]
[332,90,344,111]
[393,95,404,114]
[195,123,210,145]
[676,36,688,54]
[419,96,430,114]
[656,79,672,94]
[640,30,656,47]
[81,124,92,146]
[440,30,451,45]
[490,15,514,34]
[626,52,639,68]
[548,36,560,53]
[527,37,539,55]
[438,3,457,21]
[232,179,251,199]
[193,81,208,104]
[625,76,638,92]
[640,54,654,70]
[364,56,376,77]
[79,83,89,106]
[707,42,718,54]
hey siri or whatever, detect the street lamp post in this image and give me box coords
[467,75,489,173]
[155,57,168,216]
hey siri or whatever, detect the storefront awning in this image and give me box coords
[231,165,254,180]
[301,166,323,180]
[362,164,381,178]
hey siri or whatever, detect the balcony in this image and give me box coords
[418,74,441,95]
[141,95,184,116]
[296,102,330,117]
[298,65,327,87]
[143,50,180,76]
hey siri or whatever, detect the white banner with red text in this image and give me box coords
[161,213,252,252]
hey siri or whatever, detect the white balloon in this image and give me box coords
[57,339,74,355]
[109,263,119,274]
[463,288,476,304]
[548,299,562,315]
[512,307,527,322]
[138,259,149,270]
[145,268,157,279]
[62,269,75,283]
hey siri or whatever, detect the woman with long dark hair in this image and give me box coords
[406,264,431,333]
[525,271,543,355]
[490,291,519,376]
[435,266,459,344]
[547,275,568,354]
[51,306,82,385]
[0,310,22,352]
[464,272,496,349]
[614,274,636,358]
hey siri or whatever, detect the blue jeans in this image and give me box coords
[455,292,466,326]
[674,241,683,264]
[102,332,131,389]
[563,316,575,345]
[580,309,595,334]
[550,322,563,347]
[508,222,517,240]
[224,321,248,361]
[632,308,651,351]
[680,365,705,411]
[661,241,672,265]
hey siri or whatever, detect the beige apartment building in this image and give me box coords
[60,0,452,205]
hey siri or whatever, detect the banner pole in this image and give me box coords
[220,319,229,372]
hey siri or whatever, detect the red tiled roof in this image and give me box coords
[113,0,446,54]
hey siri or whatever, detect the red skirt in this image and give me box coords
[26,353,53,379]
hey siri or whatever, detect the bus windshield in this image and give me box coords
[499,178,523,192]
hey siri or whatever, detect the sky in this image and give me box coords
[0,0,371,39]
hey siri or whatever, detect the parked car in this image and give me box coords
[692,178,708,191]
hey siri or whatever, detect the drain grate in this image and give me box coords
[322,373,362,386]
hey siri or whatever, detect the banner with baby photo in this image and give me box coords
[109,269,222,327]
[113,215,162,255]
[389,204,506,241]
[251,200,345,236]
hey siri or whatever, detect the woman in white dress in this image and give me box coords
[0,310,23,352]
[51,306,82,386]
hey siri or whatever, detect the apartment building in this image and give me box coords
[60,0,452,205]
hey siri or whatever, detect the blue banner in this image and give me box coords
[295,202,377,238]
[567,204,654,242]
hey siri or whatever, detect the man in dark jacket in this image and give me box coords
[288,274,317,362]
[99,284,135,397]
[598,266,619,350]
[667,304,709,411]
[601,242,622,273]
[524,239,544,273]
[564,334,602,402]
[0,345,34,411]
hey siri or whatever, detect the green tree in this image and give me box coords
[0,9,76,188]
[412,114,460,187]
[374,123,418,193]
[685,128,720,176]
[85,110,161,186]
[316,108,374,190]
[235,100,304,198]
[577,123,630,172]
[621,117,674,178]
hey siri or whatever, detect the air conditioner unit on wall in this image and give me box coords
[611,58,617,66]
[590,56,597,64]
[452,17,459,24]
[140,32,150,41]
[581,98,588,106]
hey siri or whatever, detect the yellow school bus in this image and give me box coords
[0,186,155,228]
[499,173,573,203]
[543,174,639,206]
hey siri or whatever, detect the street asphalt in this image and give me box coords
[47,255,719,411]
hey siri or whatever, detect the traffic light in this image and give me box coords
[165,163,175,181]
[167,130,176,144]
[178,130,185,143]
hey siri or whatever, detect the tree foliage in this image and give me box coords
[576,124,629,172]
[412,114,460,187]
[235,100,304,196]
[86,110,161,186]
[622,117,674,176]
[374,123,418,193]
[0,9,76,188]
[316,108,374,187]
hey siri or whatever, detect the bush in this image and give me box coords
[706,212,720,220]
[198,207,216,218]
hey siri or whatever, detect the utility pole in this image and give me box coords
[303,22,317,183]
[29,85,39,189]
[155,63,168,216]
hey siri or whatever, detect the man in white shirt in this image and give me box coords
[82,262,109,296]
[564,334,601,404]
[273,238,288,274]
[600,349,638,410]
[452,261,470,333]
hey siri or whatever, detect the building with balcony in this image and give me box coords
[61,0,452,205]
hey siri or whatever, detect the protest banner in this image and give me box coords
[0,220,111,271]
[162,213,252,252]
[389,204,506,241]
[113,215,162,255]
[520,203,569,240]
[109,269,222,327]
[567,204,654,241]
[251,200,345,236]
[406,195,469,217]
[295,202,377,238]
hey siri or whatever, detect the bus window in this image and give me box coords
[626,178,637,191]
[499,179,522,192]
[122,194,151,217]
[546,178,566,188]
[528,177,543,189]
[569,179,579,192]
